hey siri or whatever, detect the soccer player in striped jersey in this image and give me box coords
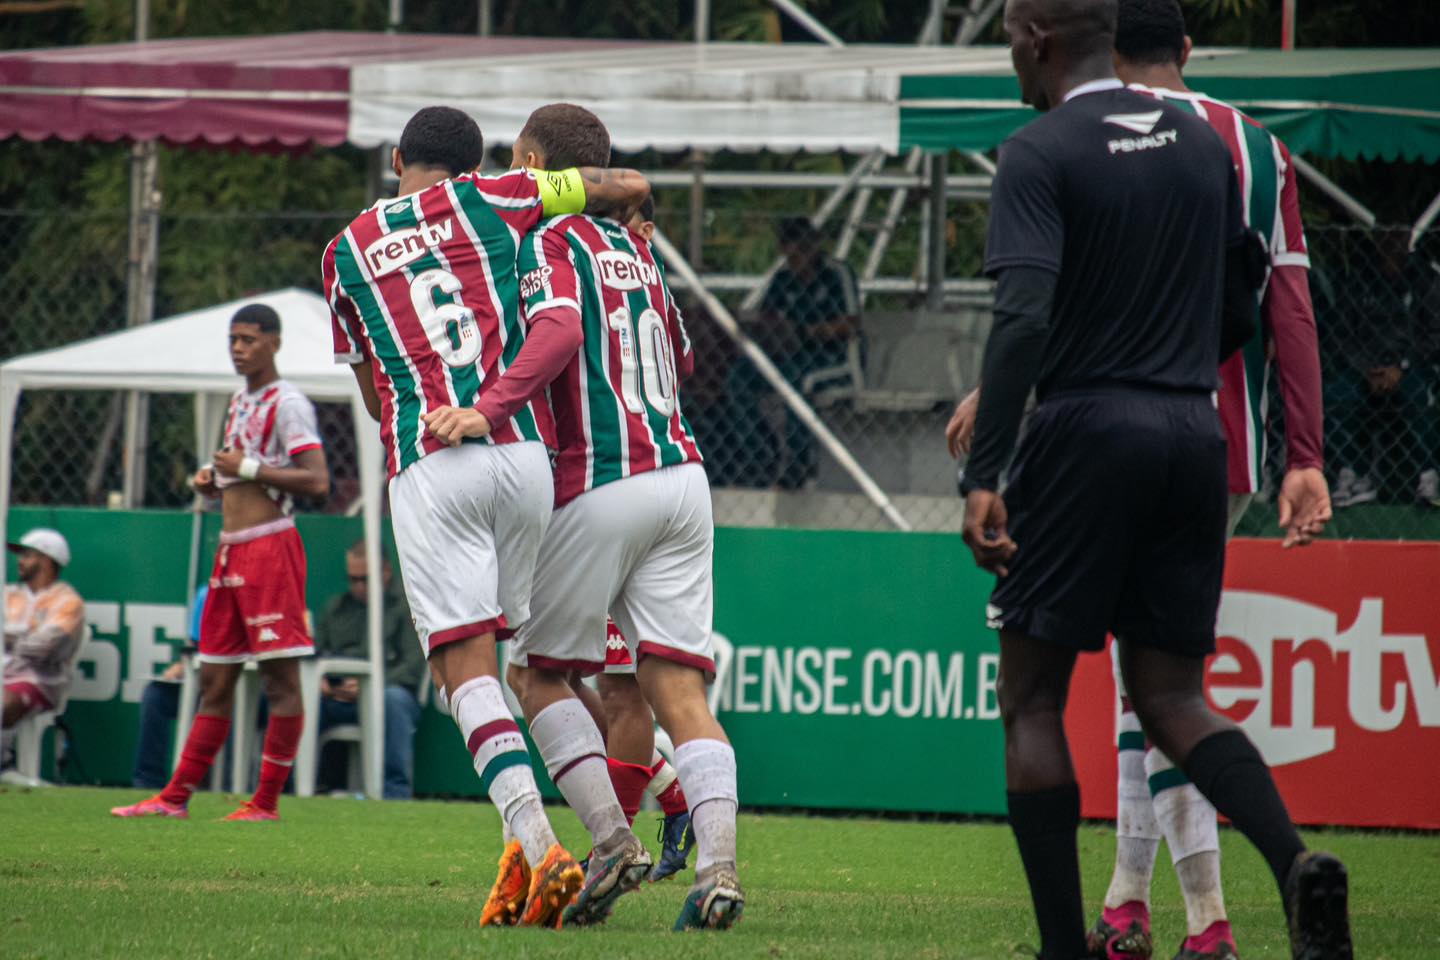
[486,104,742,931]
[112,303,330,823]
[321,105,650,929]
[1095,3,1332,959]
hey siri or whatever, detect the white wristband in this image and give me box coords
[238,457,261,481]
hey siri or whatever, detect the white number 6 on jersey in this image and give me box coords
[410,268,482,368]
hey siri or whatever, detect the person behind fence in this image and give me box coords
[2,528,85,764]
[726,217,861,489]
[312,541,424,799]
[130,585,208,790]
[1317,228,1437,507]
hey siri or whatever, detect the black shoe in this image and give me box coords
[1284,851,1353,960]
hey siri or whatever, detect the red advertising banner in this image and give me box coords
[1067,539,1440,829]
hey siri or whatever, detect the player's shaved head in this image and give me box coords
[397,106,485,177]
[1003,0,1118,111]
[516,103,611,170]
[1115,0,1186,66]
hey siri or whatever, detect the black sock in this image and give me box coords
[1008,783,1085,960]
[1182,729,1304,891]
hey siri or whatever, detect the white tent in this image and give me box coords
[0,288,389,797]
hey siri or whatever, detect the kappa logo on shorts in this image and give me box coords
[607,632,628,653]
[258,627,280,643]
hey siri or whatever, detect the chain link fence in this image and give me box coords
[2,204,1437,541]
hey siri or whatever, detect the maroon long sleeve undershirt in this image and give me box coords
[473,308,582,428]
[1265,264,1324,472]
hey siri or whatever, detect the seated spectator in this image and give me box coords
[725,218,861,489]
[313,541,424,799]
[2,529,85,762]
[1317,230,1438,506]
[131,586,207,790]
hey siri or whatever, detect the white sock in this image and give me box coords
[450,675,556,864]
[1148,747,1226,936]
[1106,708,1160,910]
[673,738,738,876]
[529,698,629,853]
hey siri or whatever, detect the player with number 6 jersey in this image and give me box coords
[322,105,651,930]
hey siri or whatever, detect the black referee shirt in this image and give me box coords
[984,83,1246,397]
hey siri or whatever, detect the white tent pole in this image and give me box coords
[695,0,709,44]
[0,376,21,750]
[1291,155,1377,228]
[355,393,386,800]
[652,229,912,531]
[1410,188,1440,252]
[768,0,844,47]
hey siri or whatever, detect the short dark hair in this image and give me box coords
[398,106,485,177]
[518,103,611,170]
[1115,0,1186,66]
[777,217,819,248]
[231,303,280,333]
[637,195,655,223]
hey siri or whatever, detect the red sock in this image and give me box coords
[251,714,303,812]
[160,714,231,807]
[649,759,689,817]
[607,757,652,825]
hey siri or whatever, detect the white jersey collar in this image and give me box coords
[1063,77,1124,102]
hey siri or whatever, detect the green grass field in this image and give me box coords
[2,787,1437,959]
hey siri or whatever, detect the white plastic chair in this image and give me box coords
[5,625,93,787]
[294,656,374,798]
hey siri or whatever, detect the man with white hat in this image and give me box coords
[3,528,86,736]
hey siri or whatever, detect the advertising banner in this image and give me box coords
[8,509,1437,827]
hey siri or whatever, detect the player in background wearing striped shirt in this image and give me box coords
[323,106,650,928]
[1092,4,1333,958]
[113,303,331,822]
[486,104,741,931]
[948,2,1333,957]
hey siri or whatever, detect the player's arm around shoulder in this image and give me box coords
[546,166,651,223]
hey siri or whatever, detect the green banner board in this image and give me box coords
[6,509,1005,814]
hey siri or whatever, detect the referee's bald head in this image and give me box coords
[1003,0,1119,111]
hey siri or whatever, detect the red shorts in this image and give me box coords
[3,681,52,718]
[603,618,635,672]
[200,517,312,663]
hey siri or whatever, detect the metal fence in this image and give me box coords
[2,207,1436,540]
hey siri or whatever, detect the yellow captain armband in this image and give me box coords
[534,167,587,216]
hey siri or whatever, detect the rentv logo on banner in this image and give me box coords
[1069,539,1440,829]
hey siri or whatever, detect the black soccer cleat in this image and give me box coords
[1284,851,1353,960]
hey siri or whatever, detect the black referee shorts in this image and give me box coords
[987,387,1227,658]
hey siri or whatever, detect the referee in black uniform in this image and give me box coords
[959,1,1352,958]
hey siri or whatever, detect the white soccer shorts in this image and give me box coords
[512,462,715,678]
[388,441,553,656]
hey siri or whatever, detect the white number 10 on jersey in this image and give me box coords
[608,305,677,418]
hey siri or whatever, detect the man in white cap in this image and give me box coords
[3,528,86,738]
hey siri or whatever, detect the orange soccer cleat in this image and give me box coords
[221,800,279,822]
[480,840,532,927]
[110,795,188,819]
[518,843,584,929]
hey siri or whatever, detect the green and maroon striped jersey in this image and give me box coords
[322,169,561,478]
[517,215,702,507]
[1130,84,1322,494]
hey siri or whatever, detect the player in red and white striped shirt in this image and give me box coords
[324,105,650,929]
[112,303,330,823]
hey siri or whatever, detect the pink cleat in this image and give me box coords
[110,795,189,819]
[221,800,279,822]
[1176,919,1239,959]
